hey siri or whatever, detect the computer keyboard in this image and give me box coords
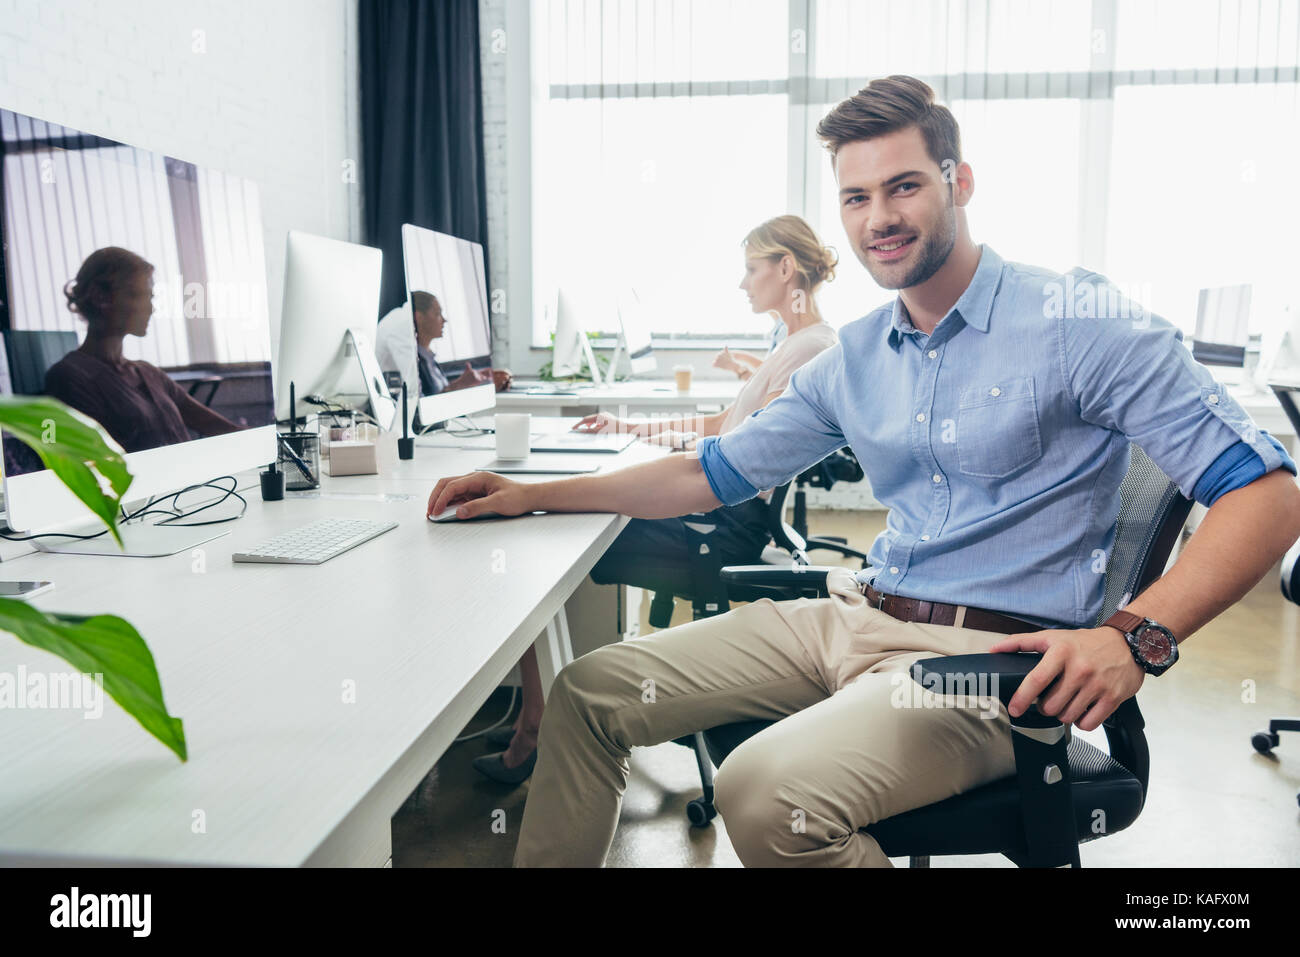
[232,518,398,565]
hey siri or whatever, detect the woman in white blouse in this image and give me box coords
[473,214,840,783]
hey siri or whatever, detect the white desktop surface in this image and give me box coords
[0,428,663,866]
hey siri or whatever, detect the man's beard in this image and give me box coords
[860,200,958,291]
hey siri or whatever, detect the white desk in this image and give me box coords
[494,378,740,418]
[0,428,662,866]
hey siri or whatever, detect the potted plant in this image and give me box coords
[0,396,185,761]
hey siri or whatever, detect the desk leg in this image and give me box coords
[534,609,575,700]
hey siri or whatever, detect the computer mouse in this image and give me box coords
[428,505,503,523]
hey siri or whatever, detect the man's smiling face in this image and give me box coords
[835,125,961,291]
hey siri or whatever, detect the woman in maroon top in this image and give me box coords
[45,247,241,453]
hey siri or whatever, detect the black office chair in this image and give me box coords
[695,444,1193,866]
[1249,536,1300,806]
[648,448,868,629]
[3,329,78,395]
[1251,383,1300,804]
[788,448,868,559]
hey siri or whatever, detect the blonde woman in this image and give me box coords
[472,215,839,783]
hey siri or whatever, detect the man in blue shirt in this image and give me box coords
[428,76,1300,867]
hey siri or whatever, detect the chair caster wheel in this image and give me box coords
[686,798,716,827]
[1251,731,1279,754]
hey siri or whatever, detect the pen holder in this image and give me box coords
[279,432,321,491]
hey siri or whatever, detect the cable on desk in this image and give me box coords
[139,476,248,527]
[303,394,380,429]
[443,414,493,438]
[0,476,247,541]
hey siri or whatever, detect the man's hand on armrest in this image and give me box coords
[989,628,1144,732]
[426,450,724,521]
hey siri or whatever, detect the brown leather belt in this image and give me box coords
[861,583,1036,635]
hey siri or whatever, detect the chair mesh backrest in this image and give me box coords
[1095,445,1193,626]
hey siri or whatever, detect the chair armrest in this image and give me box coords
[910,652,1045,716]
[911,651,1082,866]
[719,564,840,597]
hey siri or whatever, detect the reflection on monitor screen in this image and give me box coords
[395,224,495,427]
[401,225,492,397]
[0,107,275,479]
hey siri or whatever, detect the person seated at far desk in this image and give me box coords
[45,246,241,454]
[466,213,839,784]
[375,290,511,402]
[428,75,1300,867]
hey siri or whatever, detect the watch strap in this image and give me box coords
[1104,610,1144,636]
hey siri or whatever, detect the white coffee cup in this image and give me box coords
[495,413,531,459]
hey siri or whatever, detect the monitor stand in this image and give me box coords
[343,327,397,431]
[33,520,231,558]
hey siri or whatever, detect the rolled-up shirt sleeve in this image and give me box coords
[696,345,848,507]
[1059,272,1293,498]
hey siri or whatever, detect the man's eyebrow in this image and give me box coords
[838,170,929,196]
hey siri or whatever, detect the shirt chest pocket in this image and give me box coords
[956,376,1044,479]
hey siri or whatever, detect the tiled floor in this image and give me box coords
[392,510,1300,867]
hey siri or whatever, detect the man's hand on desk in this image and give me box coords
[988,627,1145,732]
[428,471,532,520]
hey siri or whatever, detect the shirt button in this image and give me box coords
[921,534,931,542]
[889,566,899,575]
[1207,394,1219,405]
[932,473,942,483]
[928,350,938,359]
[916,413,926,422]
[990,387,1001,397]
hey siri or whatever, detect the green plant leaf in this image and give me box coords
[0,396,132,546]
[0,597,186,761]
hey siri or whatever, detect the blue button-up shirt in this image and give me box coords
[697,245,1296,629]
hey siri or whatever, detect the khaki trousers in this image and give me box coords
[514,568,1018,867]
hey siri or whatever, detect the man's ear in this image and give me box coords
[952,161,975,207]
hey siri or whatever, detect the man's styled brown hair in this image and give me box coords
[815,75,961,172]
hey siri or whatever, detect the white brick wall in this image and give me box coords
[0,0,362,357]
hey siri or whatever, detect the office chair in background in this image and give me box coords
[693,445,1193,866]
[3,330,78,395]
[1249,383,1300,805]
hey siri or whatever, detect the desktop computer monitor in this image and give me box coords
[399,223,495,426]
[1193,284,1253,367]
[550,286,602,382]
[617,296,656,377]
[0,106,277,554]
[276,231,395,430]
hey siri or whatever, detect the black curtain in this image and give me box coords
[359,0,490,317]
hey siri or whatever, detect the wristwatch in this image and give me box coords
[1104,610,1179,676]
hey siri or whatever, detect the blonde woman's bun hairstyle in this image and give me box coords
[743,215,837,293]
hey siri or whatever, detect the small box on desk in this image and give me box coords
[326,441,378,476]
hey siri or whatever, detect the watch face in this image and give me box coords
[1137,624,1174,666]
